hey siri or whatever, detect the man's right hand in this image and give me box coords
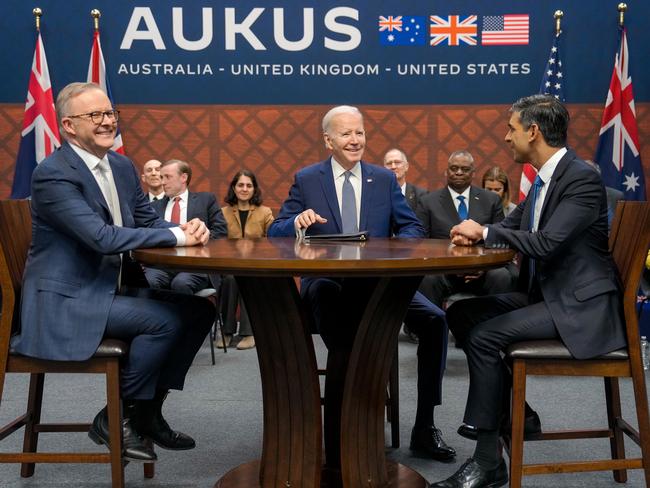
[183,227,206,246]
[295,209,328,230]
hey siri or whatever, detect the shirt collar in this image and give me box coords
[170,189,189,202]
[537,147,567,185]
[69,142,108,173]
[447,185,471,201]
[331,157,361,180]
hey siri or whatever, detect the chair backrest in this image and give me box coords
[0,199,32,340]
[608,201,650,353]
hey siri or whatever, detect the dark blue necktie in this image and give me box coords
[528,175,544,290]
[457,195,468,221]
[341,171,358,233]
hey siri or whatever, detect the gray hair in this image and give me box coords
[384,148,407,163]
[55,82,104,138]
[322,105,362,133]
[448,150,475,165]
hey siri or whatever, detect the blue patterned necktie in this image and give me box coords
[341,171,358,233]
[457,195,468,221]
[528,175,544,290]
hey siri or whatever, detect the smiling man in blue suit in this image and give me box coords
[269,105,456,467]
[11,82,215,462]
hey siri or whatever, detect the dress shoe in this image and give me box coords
[457,410,542,441]
[410,425,456,461]
[216,334,232,349]
[136,391,196,450]
[430,457,508,488]
[402,324,419,344]
[236,335,256,350]
[88,405,157,462]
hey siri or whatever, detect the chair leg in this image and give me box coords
[630,362,650,486]
[508,360,526,488]
[144,461,155,478]
[209,321,216,365]
[106,361,125,488]
[20,372,45,477]
[604,377,627,482]
[388,349,399,448]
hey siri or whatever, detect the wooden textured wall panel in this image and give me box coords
[0,103,648,211]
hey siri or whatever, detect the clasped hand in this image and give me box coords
[180,218,209,246]
[450,219,485,246]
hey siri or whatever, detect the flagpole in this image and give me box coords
[33,7,42,31]
[618,3,626,27]
[91,8,101,31]
[554,10,563,35]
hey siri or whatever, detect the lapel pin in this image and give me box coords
[367,178,373,183]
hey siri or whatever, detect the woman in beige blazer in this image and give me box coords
[219,170,274,349]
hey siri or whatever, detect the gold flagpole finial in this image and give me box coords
[554,10,563,35]
[91,9,101,31]
[618,3,627,27]
[33,7,42,31]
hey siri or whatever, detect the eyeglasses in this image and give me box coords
[448,165,474,174]
[67,110,120,125]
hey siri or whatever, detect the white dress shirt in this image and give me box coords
[163,189,190,224]
[447,186,471,215]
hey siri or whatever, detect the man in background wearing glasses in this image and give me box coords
[416,150,515,309]
[11,82,215,462]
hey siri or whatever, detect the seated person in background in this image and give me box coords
[11,81,215,461]
[146,159,227,294]
[432,94,624,488]
[141,159,164,201]
[268,105,455,464]
[482,166,517,217]
[219,169,274,350]
[416,150,515,309]
[383,148,428,211]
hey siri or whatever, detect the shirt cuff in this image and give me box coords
[482,227,489,240]
[294,216,305,239]
[170,226,186,246]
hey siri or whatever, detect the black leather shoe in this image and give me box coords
[136,391,196,450]
[430,457,508,488]
[88,406,157,462]
[410,425,456,461]
[457,410,542,441]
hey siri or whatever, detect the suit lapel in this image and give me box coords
[440,189,460,224]
[187,192,197,221]
[359,162,374,231]
[319,159,342,232]
[537,151,573,229]
[108,152,131,224]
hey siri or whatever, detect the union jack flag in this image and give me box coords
[11,32,60,199]
[87,29,125,154]
[518,30,565,201]
[379,16,403,32]
[594,27,645,200]
[429,15,477,46]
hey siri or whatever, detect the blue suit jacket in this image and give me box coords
[12,142,177,361]
[268,158,424,238]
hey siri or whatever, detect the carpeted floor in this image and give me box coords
[0,333,647,487]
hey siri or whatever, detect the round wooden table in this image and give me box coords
[134,237,514,488]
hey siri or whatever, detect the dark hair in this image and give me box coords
[510,94,569,148]
[482,166,512,207]
[161,159,192,186]
[225,170,263,206]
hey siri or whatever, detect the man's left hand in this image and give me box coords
[450,219,485,245]
[181,218,210,245]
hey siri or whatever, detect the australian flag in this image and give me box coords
[379,16,426,46]
[11,32,60,199]
[518,30,565,202]
[87,29,125,154]
[594,27,645,200]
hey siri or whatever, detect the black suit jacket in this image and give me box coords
[416,185,504,238]
[151,192,227,240]
[485,150,625,359]
[405,183,427,212]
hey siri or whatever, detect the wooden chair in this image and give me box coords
[0,199,154,487]
[504,201,650,487]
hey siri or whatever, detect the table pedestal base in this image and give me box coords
[214,460,428,488]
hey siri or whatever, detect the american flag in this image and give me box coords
[518,30,565,201]
[379,16,425,46]
[429,15,477,46]
[594,27,646,200]
[87,30,125,154]
[481,14,529,45]
[11,32,60,199]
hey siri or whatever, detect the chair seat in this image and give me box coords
[506,339,628,360]
[10,338,128,358]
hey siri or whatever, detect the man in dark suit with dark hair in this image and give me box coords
[11,82,215,462]
[146,159,227,294]
[431,94,625,488]
[416,150,515,308]
[383,147,428,211]
[269,105,456,466]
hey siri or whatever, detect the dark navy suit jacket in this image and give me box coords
[268,158,424,238]
[151,192,227,240]
[12,142,176,361]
